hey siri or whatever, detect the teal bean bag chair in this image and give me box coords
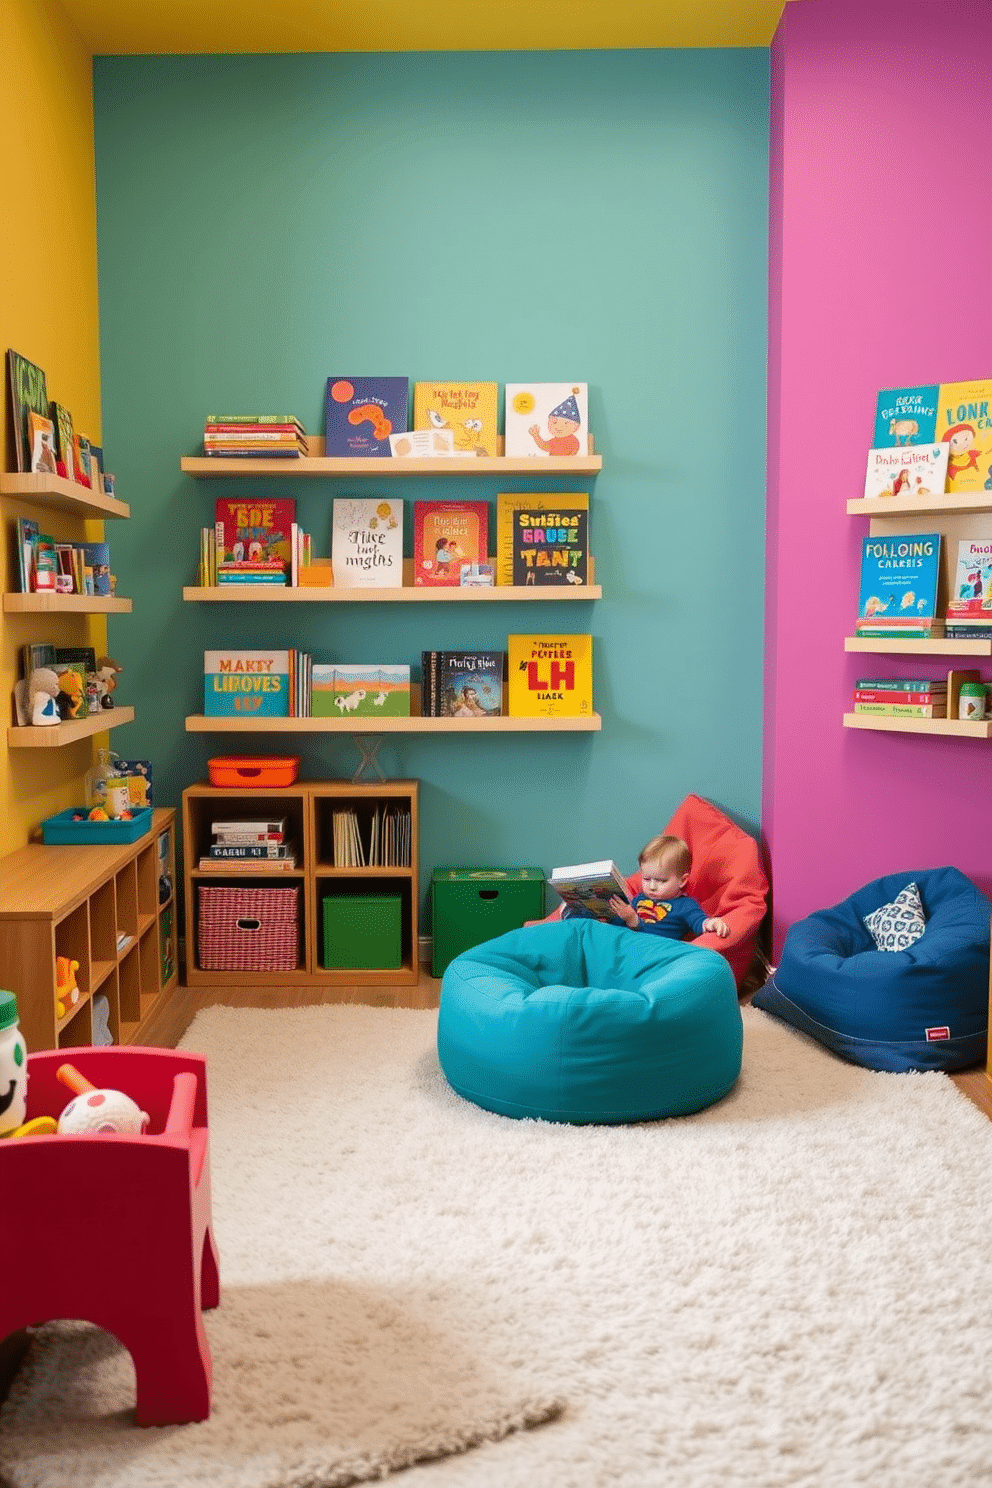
[437,919,743,1124]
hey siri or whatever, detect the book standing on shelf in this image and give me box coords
[507,634,593,717]
[862,444,949,501]
[324,378,408,457]
[311,663,411,718]
[27,412,58,474]
[936,380,992,493]
[872,385,940,447]
[412,382,498,457]
[946,538,992,621]
[204,650,291,718]
[420,651,504,718]
[412,501,489,586]
[330,498,403,587]
[504,383,589,458]
[497,493,590,587]
[49,401,75,480]
[549,860,629,920]
[215,497,295,580]
[6,350,49,473]
[855,533,943,638]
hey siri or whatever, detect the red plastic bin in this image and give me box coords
[207,755,300,788]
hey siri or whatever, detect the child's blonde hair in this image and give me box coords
[638,834,691,877]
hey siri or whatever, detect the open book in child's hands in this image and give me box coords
[550,860,630,921]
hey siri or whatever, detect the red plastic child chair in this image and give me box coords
[0,1046,220,1426]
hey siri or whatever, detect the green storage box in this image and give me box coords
[431,867,545,977]
[322,895,402,970]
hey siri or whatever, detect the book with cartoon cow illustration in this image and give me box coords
[324,377,409,457]
[412,382,498,458]
[872,385,940,448]
[310,664,411,718]
[330,497,403,588]
[855,532,943,638]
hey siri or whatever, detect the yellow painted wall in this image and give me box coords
[0,0,107,855]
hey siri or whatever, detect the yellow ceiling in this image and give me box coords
[59,0,791,55]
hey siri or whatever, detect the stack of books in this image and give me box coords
[198,815,297,872]
[851,677,948,719]
[203,415,307,459]
[855,532,944,640]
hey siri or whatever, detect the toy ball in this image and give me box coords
[58,1088,149,1135]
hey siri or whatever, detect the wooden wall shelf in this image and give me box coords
[181,433,602,478]
[0,472,130,520]
[3,593,133,614]
[183,555,600,602]
[7,707,135,748]
[844,636,992,656]
[843,714,992,738]
[848,494,992,519]
[184,710,601,735]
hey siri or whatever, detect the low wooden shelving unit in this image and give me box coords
[0,808,178,1053]
[183,781,419,989]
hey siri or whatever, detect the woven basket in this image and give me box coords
[198,885,299,971]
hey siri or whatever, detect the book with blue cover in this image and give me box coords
[855,532,942,637]
[873,385,940,447]
[204,650,291,717]
[324,377,408,457]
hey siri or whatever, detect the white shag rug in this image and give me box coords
[2,1005,992,1488]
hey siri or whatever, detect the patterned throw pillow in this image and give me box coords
[863,881,927,952]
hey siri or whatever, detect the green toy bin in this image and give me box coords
[431,867,545,977]
[322,894,403,970]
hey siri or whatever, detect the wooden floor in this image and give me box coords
[144,969,992,1123]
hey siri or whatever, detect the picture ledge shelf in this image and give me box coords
[843,713,992,738]
[3,594,133,614]
[185,712,601,735]
[0,472,130,520]
[181,434,602,477]
[7,708,136,748]
[844,636,992,656]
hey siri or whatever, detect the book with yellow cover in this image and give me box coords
[495,492,589,588]
[936,379,992,492]
[412,381,498,457]
[507,634,593,718]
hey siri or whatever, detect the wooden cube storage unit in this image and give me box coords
[0,808,179,1053]
[182,779,419,987]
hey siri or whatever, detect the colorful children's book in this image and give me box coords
[946,538,992,618]
[214,497,295,572]
[6,350,49,473]
[27,412,58,474]
[549,860,630,921]
[311,664,411,718]
[420,651,504,717]
[872,385,940,447]
[500,494,590,587]
[412,501,489,586]
[14,518,39,591]
[862,444,949,501]
[855,532,942,637]
[331,498,403,588]
[204,650,291,717]
[936,379,992,493]
[324,378,408,457]
[504,383,589,458]
[412,382,499,457]
[80,541,112,596]
[48,402,75,480]
[506,634,594,717]
[73,433,92,487]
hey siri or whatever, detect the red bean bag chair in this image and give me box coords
[532,794,769,989]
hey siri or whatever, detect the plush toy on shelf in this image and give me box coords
[12,667,62,726]
[95,655,123,709]
[55,957,80,1020]
[56,1062,149,1136]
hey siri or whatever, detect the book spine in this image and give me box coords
[206,415,305,426]
[204,425,303,435]
[852,703,947,716]
[853,689,944,704]
[210,821,284,834]
[209,845,291,858]
[203,449,303,458]
[854,678,948,689]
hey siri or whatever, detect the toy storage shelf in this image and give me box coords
[181,433,601,478]
[0,471,130,520]
[3,593,133,614]
[846,494,992,736]
[7,706,136,748]
[182,780,419,989]
[0,808,178,1053]
[183,557,601,601]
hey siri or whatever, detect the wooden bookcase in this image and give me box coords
[0,808,178,1053]
[843,491,992,738]
[182,780,419,988]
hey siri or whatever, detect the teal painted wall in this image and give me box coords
[93,49,768,915]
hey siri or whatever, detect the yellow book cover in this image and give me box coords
[412,381,499,457]
[937,379,992,492]
[507,634,593,718]
[495,492,589,587]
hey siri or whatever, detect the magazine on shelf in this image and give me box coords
[549,860,630,920]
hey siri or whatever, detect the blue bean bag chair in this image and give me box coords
[437,919,743,1124]
[753,867,991,1072]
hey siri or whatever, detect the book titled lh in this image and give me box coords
[507,634,593,717]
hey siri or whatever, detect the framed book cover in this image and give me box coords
[412,382,498,457]
[311,663,411,718]
[509,497,589,587]
[7,350,49,474]
[324,378,408,457]
[214,497,295,569]
[421,651,504,717]
[504,383,589,458]
[413,501,489,586]
[946,538,992,617]
[48,401,75,480]
[331,498,403,588]
[507,634,593,717]
[862,444,948,501]
[855,533,941,634]
[936,379,992,493]
[204,650,291,717]
[872,385,940,448]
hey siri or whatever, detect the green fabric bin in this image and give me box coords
[431,867,545,977]
[322,895,402,970]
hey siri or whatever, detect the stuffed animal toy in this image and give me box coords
[55,668,85,720]
[95,655,123,709]
[55,957,80,1020]
[27,668,61,725]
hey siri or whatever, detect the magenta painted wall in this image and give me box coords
[764,0,992,956]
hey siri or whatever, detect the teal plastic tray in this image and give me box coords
[40,806,154,845]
